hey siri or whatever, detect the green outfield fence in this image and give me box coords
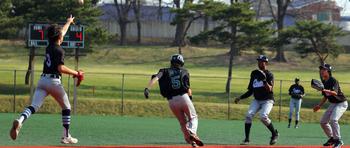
[1,69,350,123]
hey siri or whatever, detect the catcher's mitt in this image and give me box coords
[74,71,84,87]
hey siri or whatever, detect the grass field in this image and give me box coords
[1,40,350,121]
[0,113,350,146]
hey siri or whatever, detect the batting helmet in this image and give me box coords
[256,55,269,63]
[319,63,332,76]
[170,54,184,67]
[319,63,332,71]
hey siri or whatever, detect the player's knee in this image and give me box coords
[245,116,253,123]
[330,119,338,125]
[260,116,271,125]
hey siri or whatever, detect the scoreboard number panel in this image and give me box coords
[28,23,84,48]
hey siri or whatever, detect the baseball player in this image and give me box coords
[10,15,84,144]
[234,55,279,145]
[313,64,347,148]
[144,54,204,148]
[288,78,305,128]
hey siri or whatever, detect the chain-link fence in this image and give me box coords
[1,69,350,123]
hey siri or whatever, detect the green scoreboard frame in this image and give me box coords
[27,23,85,48]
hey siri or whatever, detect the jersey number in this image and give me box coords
[45,54,51,67]
[170,76,181,89]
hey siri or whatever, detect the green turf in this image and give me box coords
[0,113,349,146]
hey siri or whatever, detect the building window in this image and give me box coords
[317,11,331,21]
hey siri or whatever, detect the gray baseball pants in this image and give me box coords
[168,93,198,143]
[320,101,348,140]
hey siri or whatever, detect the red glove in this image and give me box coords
[313,105,321,112]
[73,70,84,87]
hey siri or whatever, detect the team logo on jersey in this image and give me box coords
[292,88,301,94]
[252,79,264,88]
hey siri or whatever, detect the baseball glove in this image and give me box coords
[74,71,84,87]
[253,69,266,81]
[311,79,324,91]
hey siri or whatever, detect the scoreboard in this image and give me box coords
[27,23,85,48]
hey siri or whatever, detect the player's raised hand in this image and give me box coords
[313,105,321,112]
[144,88,150,99]
[234,97,240,104]
[67,14,75,24]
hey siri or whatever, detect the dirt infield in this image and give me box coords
[1,146,349,148]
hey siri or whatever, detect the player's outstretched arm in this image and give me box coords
[61,15,75,37]
[144,72,162,99]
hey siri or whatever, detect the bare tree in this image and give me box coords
[132,0,141,44]
[267,0,292,62]
[114,0,133,45]
[172,0,193,48]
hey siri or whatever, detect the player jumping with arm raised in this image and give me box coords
[234,55,279,145]
[288,78,305,128]
[144,54,204,148]
[10,15,84,144]
[313,64,348,148]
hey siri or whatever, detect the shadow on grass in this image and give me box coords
[0,83,30,95]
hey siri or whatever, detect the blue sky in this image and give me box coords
[100,0,350,16]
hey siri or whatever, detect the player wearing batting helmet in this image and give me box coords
[10,15,83,144]
[313,64,347,148]
[144,54,204,148]
[234,55,279,145]
[288,78,305,128]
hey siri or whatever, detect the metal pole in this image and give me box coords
[279,80,282,122]
[121,74,125,115]
[73,47,79,114]
[227,77,231,120]
[67,75,70,99]
[13,70,17,113]
[29,47,35,101]
[228,89,231,120]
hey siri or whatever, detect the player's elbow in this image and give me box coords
[57,65,66,73]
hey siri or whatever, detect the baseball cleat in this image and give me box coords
[240,139,250,145]
[323,137,335,146]
[191,141,199,148]
[294,125,299,129]
[333,139,343,148]
[270,130,279,145]
[10,119,22,140]
[287,124,291,128]
[61,136,78,144]
[189,134,204,146]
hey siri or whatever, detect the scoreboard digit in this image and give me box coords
[27,23,85,48]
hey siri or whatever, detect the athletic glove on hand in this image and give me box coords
[313,105,321,112]
[234,97,240,104]
[144,88,150,99]
[73,70,84,87]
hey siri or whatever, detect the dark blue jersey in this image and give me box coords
[240,69,274,101]
[158,67,190,99]
[322,77,347,103]
[43,44,65,75]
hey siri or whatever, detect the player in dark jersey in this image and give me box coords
[234,55,278,145]
[10,15,83,144]
[313,64,348,148]
[288,78,305,128]
[144,54,203,148]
